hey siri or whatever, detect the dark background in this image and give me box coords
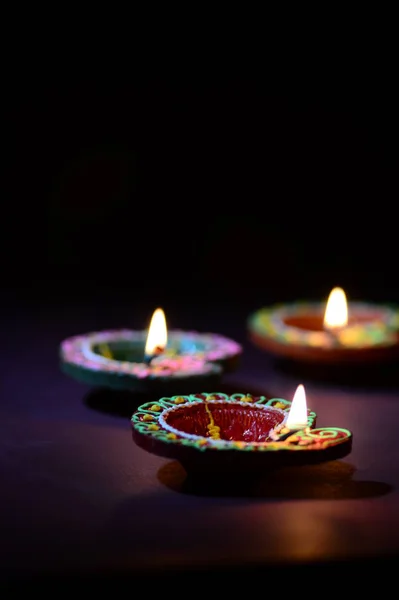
[5,81,398,318]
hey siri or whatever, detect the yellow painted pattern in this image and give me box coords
[205,402,221,440]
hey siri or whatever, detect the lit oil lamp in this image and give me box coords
[248,287,399,364]
[60,307,242,393]
[131,383,353,475]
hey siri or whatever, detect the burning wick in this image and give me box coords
[269,383,309,442]
[276,428,304,442]
[144,307,168,364]
[144,345,165,365]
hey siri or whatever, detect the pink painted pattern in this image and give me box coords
[60,329,241,379]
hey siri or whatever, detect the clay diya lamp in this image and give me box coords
[248,287,399,364]
[131,384,353,475]
[60,308,242,394]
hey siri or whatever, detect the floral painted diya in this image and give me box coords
[131,385,353,474]
[248,287,399,364]
[60,308,242,394]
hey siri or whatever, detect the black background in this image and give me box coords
[5,80,399,314]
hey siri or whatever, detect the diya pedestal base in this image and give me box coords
[248,302,399,365]
[131,393,352,476]
[61,360,222,396]
[60,329,242,394]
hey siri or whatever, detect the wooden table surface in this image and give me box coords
[2,300,399,590]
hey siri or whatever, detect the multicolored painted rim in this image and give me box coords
[60,329,242,382]
[131,392,351,456]
[248,301,399,350]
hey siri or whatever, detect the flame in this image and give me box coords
[323,287,348,330]
[144,308,167,357]
[286,384,308,429]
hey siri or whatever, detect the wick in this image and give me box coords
[277,427,307,441]
[143,345,165,365]
[324,325,345,347]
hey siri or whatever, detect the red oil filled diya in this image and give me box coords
[248,287,399,364]
[131,384,352,474]
[60,308,242,394]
